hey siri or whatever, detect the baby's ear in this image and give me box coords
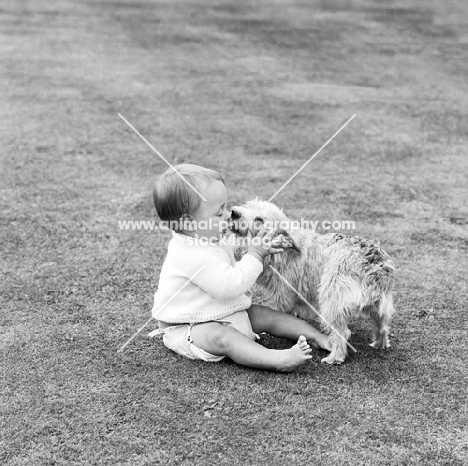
[180,214,195,231]
[277,229,301,254]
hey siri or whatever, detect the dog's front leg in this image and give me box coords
[320,319,351,365]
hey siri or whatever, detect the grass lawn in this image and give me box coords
[2,0,468,464]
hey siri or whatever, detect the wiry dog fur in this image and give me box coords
[230,199,396,364]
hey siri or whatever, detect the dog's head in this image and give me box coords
[230,198,301,253]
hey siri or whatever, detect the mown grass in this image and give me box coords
[1,0,468,464]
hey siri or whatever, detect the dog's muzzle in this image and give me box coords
[231,210,241,220]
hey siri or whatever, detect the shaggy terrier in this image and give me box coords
[229,199,396,365]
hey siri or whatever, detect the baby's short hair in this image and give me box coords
[153,164,224,227]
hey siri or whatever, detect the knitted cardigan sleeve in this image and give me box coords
[186,248,263,301]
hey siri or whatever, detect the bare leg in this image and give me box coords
[190,322,312,372]
[247,304,331,351]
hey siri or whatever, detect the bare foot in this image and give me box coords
[310,334,332,352]
[276,336,312,372]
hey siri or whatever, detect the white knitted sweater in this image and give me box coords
[152,232,263,324]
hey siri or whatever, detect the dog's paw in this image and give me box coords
[321,354,344,365]
[369,338,390,350]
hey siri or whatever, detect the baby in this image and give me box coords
[150,163,330,372]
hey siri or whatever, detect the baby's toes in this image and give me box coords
[297,335,307,345]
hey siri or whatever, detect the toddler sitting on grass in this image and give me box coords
[150,163,330,372]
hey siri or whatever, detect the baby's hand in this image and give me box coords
[247,228,284,262]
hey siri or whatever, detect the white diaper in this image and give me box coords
[149,310,259,362]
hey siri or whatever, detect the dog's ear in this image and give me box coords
[277,229,301,254]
